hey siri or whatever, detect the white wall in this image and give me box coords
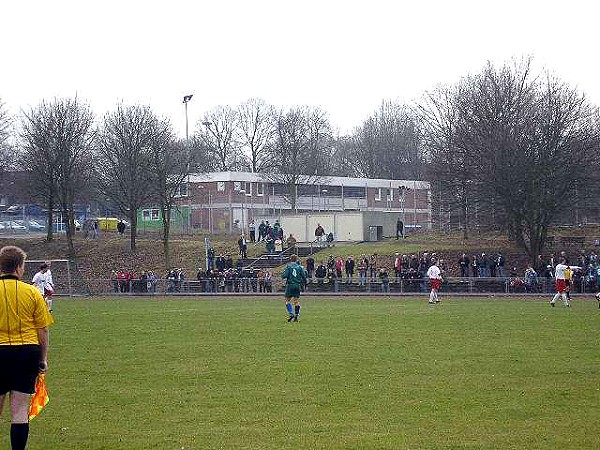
[276,212,364,242]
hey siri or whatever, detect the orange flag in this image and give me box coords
[29,373,49,420]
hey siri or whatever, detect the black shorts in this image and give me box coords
[0,345,41,395]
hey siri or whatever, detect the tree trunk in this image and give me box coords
[65,206,75,257]
[46,197,54,242]
[162,206,172,270]
[129,211,137,252]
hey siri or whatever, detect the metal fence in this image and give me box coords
[64,276,599,297]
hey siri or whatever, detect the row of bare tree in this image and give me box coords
[3,100,189,268]
[1,57,599,264]
[419,58,600,261]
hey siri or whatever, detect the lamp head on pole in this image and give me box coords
[183,94,193,103]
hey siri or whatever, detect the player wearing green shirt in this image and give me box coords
[282,254,307,322]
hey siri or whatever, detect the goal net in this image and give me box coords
[24,259,74,296]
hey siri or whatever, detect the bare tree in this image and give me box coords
[417,84,473,238]
[263,106,333,210]
[147,138,194,270]
[0,99,15,199]
[237,98,276,172]
[199,106,241,171]
[342,101,424,179]
[96,104,170,252]
[20,97,96,254]
[421,59,600,262]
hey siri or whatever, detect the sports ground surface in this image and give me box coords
[2,295,598,449]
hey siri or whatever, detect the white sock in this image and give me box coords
[562,293,569,305]
[551,293,560,304]
[429,291,435,302]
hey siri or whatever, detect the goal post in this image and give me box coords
[25,259,73,297]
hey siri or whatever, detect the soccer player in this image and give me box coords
[550,258,579,307]
[282,254,307,322]
[0,246,54,450]
[32,263,54,312]
[427,258,443,304]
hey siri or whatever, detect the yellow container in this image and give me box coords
[96,217,119,231]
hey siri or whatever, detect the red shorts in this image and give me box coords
[430,279,442,291]
[44,287,54,297]
[555,279,566,293]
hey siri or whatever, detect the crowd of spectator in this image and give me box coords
[513,250,600,293]
[110,269,158,293]
[109,237,600,295]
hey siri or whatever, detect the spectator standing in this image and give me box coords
[215,254,225,272]
[225,254,234,270]
[258,221,266,243]
[117,220,126,237]
[396,217,405,239]
[0,246,54,450]
[524,265,538,292]
[496,252,506,277]
[458,253,470,277]
[379,267,390,292]
[248,220,256,243]
[335,256,344,280]
[207,247,215,271]
[238,235,248,259]
[273,221,281,239]
[536,255,547,276]
[286,234,297,253]
[92,220,99,239]
[393,253,402,283]
[471,255,479,278]
[345,256,355,284]
[315,223,325,246]
[480,253,490,277]
[315,262,327,283]
[369,254,378,281]
[305,256,315,281]
[265,235,275,254]
[357,255,368,287]
[110,270,119,292]
[263,270,273,293]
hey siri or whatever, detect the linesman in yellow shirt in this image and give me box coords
[0,246,54,450]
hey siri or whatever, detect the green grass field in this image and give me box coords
[3,296,599,449]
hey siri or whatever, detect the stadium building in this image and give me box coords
[139,171,432,239]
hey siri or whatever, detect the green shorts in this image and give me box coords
[285,284,301,299]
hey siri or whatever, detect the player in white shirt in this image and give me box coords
[550,258,579,307]
[426,259,443,304]
[32,263,55,311]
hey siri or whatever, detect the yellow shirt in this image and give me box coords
[565,268,572,281]
[0,275,54,345]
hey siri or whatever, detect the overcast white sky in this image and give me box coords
[1,0,599,138]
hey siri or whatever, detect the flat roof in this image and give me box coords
[190,171,430,189]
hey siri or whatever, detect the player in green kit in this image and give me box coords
[282,254,307,322]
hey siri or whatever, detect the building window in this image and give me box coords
[257,183,264,196]
[142,209,160,221]
[375,188,382,201]
[243,182,252,195]
[343,186,366,198]
[217,182,225,192]
[386,188,393,202]
[175,183,188,197]
[234,181,241,191]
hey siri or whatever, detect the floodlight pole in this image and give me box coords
[183,94,193,231]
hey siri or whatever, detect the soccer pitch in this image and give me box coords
[4,296,599,450]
